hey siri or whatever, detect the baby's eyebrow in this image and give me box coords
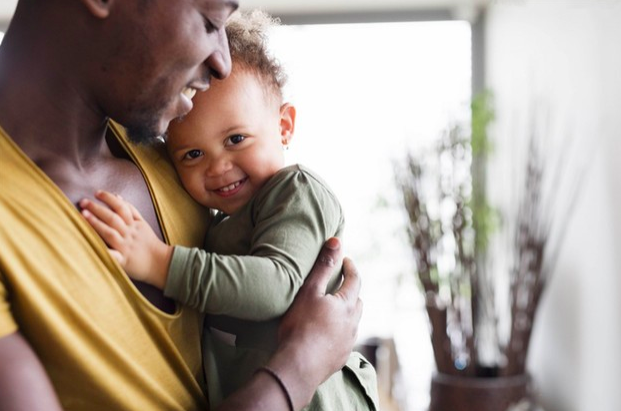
[168,143,193,155]
[221,124,244,136]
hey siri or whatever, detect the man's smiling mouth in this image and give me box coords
[181,87,198,100]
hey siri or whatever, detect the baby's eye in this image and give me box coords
[225,135,246,146]
[183,149,204,160]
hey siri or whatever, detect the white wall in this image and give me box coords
[239,0,486,14]
[0,0,16,22]
[485,2,621,411]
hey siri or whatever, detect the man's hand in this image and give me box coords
[216,237,363,411]
[269,237,363,408]
[79,190,172,288]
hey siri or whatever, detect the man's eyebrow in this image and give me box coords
[230,1,240,11]
[224,1,239,12]
[205,1,239,16]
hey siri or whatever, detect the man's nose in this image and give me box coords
[205,30,232,80]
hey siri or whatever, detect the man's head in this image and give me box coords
[6,0,238,144]
[91,0,240,143]
[166,10,296,215]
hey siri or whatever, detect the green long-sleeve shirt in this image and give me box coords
[164,164,344,320]
[164,164,378,410]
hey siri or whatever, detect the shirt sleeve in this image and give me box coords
[164,166,344,321]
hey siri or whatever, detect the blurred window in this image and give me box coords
[268,21,471,411]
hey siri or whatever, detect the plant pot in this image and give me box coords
[428,372,531,411]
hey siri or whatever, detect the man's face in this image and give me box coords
[98,0,239,143]
[166,70,287,215]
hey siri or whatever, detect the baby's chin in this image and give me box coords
[210,191,255,215]
[218,205,242,215]
[203,202,241,216]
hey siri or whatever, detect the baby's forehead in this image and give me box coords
[231,61,283,102]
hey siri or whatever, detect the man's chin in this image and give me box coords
[124,123,165,145]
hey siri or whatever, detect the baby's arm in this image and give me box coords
[81,168,343,322]
[166,167,344,321]
[79,191,172,288]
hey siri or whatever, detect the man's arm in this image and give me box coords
[0,332,63,410]
[216,238,363,410]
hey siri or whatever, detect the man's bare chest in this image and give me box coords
[37,155,176,313]
[40,156,160,233]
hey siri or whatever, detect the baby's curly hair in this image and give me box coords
[225,10,287,100]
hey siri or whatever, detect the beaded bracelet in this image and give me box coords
[256,366,295,411]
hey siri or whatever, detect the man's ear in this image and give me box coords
[280,103,296,146]
[80,0,114,19]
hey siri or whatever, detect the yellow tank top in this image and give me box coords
[0,121,211,410]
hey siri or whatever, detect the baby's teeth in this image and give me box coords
[220,181,242,192]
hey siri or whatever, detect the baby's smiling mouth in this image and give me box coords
[214,177,248,195]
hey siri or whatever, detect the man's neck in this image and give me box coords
[0,89,110,166]
[0,35,111,166]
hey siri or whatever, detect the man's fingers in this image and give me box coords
[336,258,363,339]
[353,298,363,330]
[304,237,343,294]
[335,257,361,301]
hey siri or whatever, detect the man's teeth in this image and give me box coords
[219,180,243,192]
[182,87,197,100]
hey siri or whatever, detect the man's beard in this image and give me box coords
[123,107,165,145]
[125,122,161,145]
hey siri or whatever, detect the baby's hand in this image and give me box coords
[79,191,171,288]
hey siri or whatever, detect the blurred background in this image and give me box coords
[2,1,619,410]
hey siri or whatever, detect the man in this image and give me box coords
[0,1,362,410]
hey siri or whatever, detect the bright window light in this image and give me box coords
[0,32,4,44]
[268,21,471,411]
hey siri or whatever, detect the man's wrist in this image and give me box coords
[266,341,321,409]
[255,366,294,411]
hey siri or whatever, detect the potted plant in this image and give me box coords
[395,93,578,411]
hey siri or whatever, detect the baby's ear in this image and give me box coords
[80,0,115,19]
[279,103,296,146]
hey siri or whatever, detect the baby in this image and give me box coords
[81,10,378,411]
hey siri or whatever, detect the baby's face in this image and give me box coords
[166,69,286,215]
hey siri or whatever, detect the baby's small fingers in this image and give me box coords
[108,249,126,267]
[95,191,133,225]
[79,199,115,222]
[81,208,125,250]
[80,198,129,234]
[127,202,145,222]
